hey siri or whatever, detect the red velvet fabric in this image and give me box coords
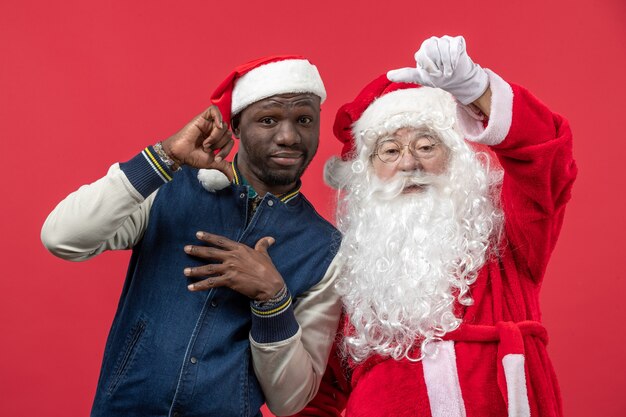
[292,83,577,417]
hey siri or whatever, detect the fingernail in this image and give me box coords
[196,231,203,238]
[187,284,195,291]
[215,156,222,162]
[184,246,192,253]
[184,268,191,275]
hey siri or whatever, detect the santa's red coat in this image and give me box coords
[291,72,577,417]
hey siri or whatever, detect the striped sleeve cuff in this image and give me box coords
[119,146,177,198]
[250,288,300,343]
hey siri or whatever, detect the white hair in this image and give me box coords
[327,112,503,363]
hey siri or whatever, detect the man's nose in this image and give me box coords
[275,121,300,146]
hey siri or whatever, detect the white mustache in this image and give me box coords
[401,171,441,186]
[370,171,445,200]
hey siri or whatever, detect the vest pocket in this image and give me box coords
[106,317,147,395]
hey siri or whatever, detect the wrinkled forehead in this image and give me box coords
[247,92,319,111]
[386,126,440,141]
[374,126,443,149]
[259,92,321,107]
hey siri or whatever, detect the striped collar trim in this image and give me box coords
[230,162,241,186]
[279,188,301,203]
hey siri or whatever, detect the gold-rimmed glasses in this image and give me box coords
[373,137,440,164]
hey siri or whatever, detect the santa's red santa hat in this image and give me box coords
[210,55,327,125]
[333,74,457,160]
[326,74,456,188]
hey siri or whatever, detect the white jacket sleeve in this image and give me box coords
[249,256,343,416]
[41,163,156,261]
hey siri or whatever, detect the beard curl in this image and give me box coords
[328,126,503,363]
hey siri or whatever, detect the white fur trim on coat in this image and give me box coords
[502,353,531,417]
[455,69,513,146]
[422,340,467,417]
[232,59,327,116]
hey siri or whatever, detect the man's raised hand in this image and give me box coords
[161,106,235,179]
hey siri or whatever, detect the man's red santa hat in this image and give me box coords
[332,74,456,161]
[198,55,326,192]
[210,55,327,125]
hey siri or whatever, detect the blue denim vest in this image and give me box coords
[91,167,340,417]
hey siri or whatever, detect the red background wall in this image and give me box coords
[1,1,625,416]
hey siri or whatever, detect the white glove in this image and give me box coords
[387,35,489,105]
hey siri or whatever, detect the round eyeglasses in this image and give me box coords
[373,138,440,164]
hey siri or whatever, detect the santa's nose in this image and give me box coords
[397,151,421,172]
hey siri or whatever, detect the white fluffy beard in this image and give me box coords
[336,165,499,363]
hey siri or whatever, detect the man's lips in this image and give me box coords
[270,153,304,166]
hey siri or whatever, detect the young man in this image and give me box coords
[296,36,576,417]
[41,56,342,417]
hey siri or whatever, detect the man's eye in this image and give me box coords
[260,117,275,125]
[298,116,313,124]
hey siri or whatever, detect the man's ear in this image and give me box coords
[231,116,241,138]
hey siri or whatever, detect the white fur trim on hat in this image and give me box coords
[197,169,231,192]
[231,59,327,116]
[353,87,456,139]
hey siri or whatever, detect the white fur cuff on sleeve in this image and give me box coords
[456,69,513,146]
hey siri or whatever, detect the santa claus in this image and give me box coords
[294,35,577,417]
